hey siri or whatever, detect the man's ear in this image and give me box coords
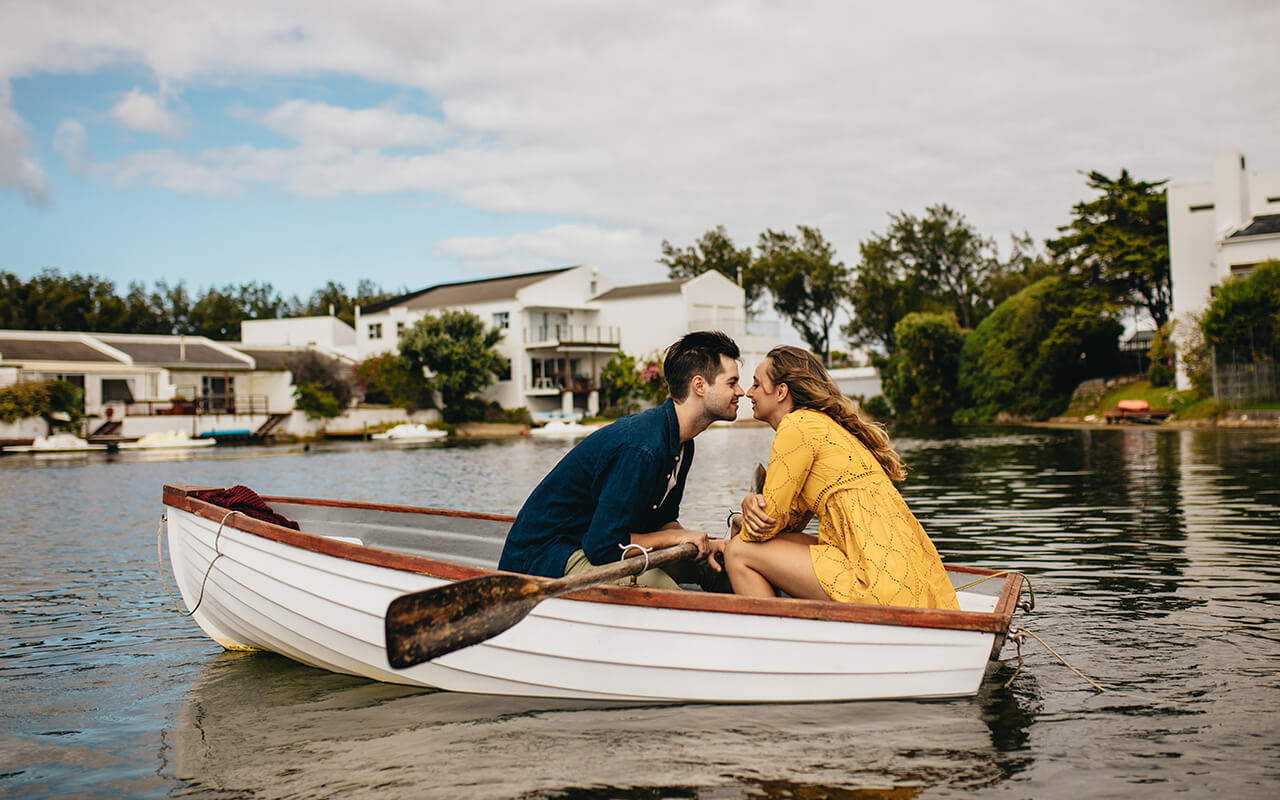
[690,374,707,397]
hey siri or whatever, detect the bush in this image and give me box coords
[356,353,434,411]
[293,382,341,420]
[287,350,354,410]
[0,381,51,423]
[860,394,893,422]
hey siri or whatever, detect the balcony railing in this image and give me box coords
[525,375,599,394]
[125,394,269,416]
[525,325,620,347]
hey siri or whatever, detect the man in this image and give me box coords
[498,330,744,590]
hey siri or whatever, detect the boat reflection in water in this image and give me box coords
[170,651,1038,798]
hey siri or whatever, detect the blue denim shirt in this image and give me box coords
[498,399,693,578]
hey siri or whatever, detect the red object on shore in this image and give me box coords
[1116,399,1150,412]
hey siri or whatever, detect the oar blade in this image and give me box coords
[385,573,544,669]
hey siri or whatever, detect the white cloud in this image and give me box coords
[433,223,646,274]
[109,88,184,136]
[255,100,447,149]
[0,79,49,204]
[2,1,1279,282]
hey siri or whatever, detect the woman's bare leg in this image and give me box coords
[724,532,828,600]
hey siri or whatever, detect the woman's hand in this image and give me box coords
[740,493,776,538]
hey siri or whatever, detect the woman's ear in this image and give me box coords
[776,382,789,402]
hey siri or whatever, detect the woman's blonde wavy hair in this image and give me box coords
[764,345,906,481]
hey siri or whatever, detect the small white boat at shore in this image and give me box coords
[528,419,596,437]
[371,424,447,442]
[8,433,107,453]
[163,484,1026,703]
[120,430,216,450]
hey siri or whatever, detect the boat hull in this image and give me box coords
[163,486,1022,702]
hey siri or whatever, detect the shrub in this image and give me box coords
[880,312,965,424]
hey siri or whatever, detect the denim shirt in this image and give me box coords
[498,399,694,578]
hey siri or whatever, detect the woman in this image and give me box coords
[724,346,959,609]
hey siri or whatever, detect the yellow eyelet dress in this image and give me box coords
[744,409,959,610]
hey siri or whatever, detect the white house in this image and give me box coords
[242,315,357,360]
[1168,150,1280,388]
[355,266,775,419]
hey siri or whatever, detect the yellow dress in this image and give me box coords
[743,409,960,610]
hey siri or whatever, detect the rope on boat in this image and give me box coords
[1005,626,1109,693]
[954,570,1036,612]
[156,509,239,617]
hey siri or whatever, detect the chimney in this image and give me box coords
[1213,150,1250,236]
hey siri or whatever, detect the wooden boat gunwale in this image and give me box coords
[162,484,1023,636]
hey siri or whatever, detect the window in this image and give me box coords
[396,321,405,337]
[368,322,383,339]
[492,311,510,330]
[496,357,511,382]
[201,376,234,413]
[1189,204,1214,213]
[102,379,134,403]
[51,373,85,389]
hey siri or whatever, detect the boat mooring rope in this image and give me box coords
[954,570,1106,692]
[155,510,239,617]
[1005,626,1109,692]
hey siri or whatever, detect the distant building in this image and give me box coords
[1168,150,1280,388]
[354,266,773,418]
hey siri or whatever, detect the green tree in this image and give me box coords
[1047,169,1171,327]
[880,312,966,425]
[400,310,504,421]
[355,353,434,411]
[286,350,355,419]
[659,226,760,311]
[1199,260,1280,364]
[599,352,645,416]
[956,277,1122,422]
[845,205,1006,355]
[747,225,849,363]
[1173,312,1213,396]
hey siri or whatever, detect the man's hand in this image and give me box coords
[632,527,726,571]
[740,493,776,538]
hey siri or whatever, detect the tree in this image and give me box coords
[845,205,1005,355]
[659,226,760,312]
[1199,260,1280,364]
[1047,169,1171,328]
[286,350,355,419]
[599,352,645,416]
[747,225,849,363]
[400,310,505,421]
[880,312,966,425]
[956,277,1122,422]
[355,353,434,411]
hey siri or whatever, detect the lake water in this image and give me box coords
[1,425,1278,799]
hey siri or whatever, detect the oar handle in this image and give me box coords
[544,541,700,597]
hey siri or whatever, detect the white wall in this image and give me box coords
[241,316,355,350]
[1168,151,1280,388]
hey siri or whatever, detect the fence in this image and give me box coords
[1212,359,1280,407]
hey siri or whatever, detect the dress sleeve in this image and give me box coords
[741,414,816,542]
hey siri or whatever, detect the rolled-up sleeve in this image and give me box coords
[581,445,661,565]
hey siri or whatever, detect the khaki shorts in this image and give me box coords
[562,548,731,593]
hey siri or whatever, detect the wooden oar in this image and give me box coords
[385,542,700,669]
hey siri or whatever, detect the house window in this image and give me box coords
[368,322,383,339]
[493,311,510,330]
[51,373,85,389]
[201,376,234,413]
[396,321,405,337]
[1189,204,1214,212]
[496,357,511,382]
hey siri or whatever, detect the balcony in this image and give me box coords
[524,375,599,396]
[524,325,620,351]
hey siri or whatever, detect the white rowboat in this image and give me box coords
[162,484,1026,703]
[120,430,217,450]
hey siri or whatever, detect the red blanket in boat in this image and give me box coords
[193,485,300,530]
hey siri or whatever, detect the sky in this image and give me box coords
[2,1,1278,326]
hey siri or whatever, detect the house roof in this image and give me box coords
[592,279,686,301]
[95,335,252,369]
[1227,213,1280,239]
[0,337,122,363]
[233,347,297,371]
[360,267,575,315]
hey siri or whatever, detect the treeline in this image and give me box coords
[0,272,401,339]
[662,170,1178,422]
